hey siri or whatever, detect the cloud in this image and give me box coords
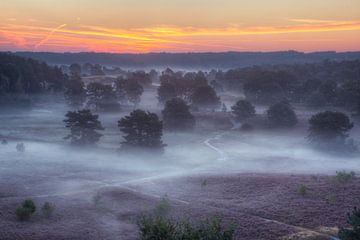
[35,24,67,48]
[0,19,360,52]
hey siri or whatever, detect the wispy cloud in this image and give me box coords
[35,24,67,48]
[0,19,360,52]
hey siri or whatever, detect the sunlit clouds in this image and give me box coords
[1,18,360,52]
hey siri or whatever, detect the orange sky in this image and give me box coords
[1,0,360,53]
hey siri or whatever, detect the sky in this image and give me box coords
[1,0,360,53]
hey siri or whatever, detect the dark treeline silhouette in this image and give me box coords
[14,51,360,69]
[0,53,66,94]
[211,60,360,116]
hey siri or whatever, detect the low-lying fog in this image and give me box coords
[1,92,359,200]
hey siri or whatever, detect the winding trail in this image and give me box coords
[203,132,228,161]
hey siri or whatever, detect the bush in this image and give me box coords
[22,199,36,213]
[16,143,25,152]
[339,207,360,240]
[137,216,234,240]
[16,207,32,221]
[297,184,308,196]
[41,202,54,218]
[138,215,177,240]
[231,100,256,122]
[16,199,36,221]
[334,171,356,184]
[154,197,171,218]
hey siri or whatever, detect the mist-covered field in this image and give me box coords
[1,52,360,240]
[1,84,359,240]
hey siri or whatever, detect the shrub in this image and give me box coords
[138,215,177,240]
[137,216,234,240]
[16,207,32,221]
[338,207,360,240]
[334,171,356,184]
[16,143,25,152]
[154,197,171,218]
[231,100,256,122]
[22,199,36,213]
[297,184,308,196]
[41,202,54,218]
[201,179,208,188]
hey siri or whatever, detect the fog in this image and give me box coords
[1,91,358,201]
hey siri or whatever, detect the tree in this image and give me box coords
[64,74,86,107]
[190,85,220,111]
[128,70,152,87]
[124,80,144,106]
[339,207,360,240]
[162,98,195,131]
[231,100,256,122]
[64,109,104,145]
[86,82,120,111]
[158,82,177,104]
[69,63,81,77]
[308,111,355,151]
[267,102,297,128]
[118,110,165,152]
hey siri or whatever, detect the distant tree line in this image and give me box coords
[0,53,66,94]
[209,60,360,116]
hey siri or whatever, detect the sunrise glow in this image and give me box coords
[1,0,360,53]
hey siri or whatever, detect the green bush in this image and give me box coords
[297,184,308,196]
[138,215,177,240]
[16,207,32,221]
[22,199,36,213]
[137,215,234,240]
[153,197,171,218]
[41,202,54,218]
[335,171,356,184]
[339,207,360,239]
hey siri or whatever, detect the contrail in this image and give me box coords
[35,23,67,48]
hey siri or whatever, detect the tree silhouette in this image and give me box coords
[118,110,165,152]
[308,111,355,151]
[267,102,297,128]
[64,109,104,145]
[190,85,220,111]
[124,80,144,106]
[231,100,255,122]
[69,63,81,77]
[157,82,177,104]
[86,82,120,111]
[162,98,195,131]
[64,74,86,108]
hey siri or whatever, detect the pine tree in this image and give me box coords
[162,98,195,131]
[118,110,165,152]
[64,109,104,145]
